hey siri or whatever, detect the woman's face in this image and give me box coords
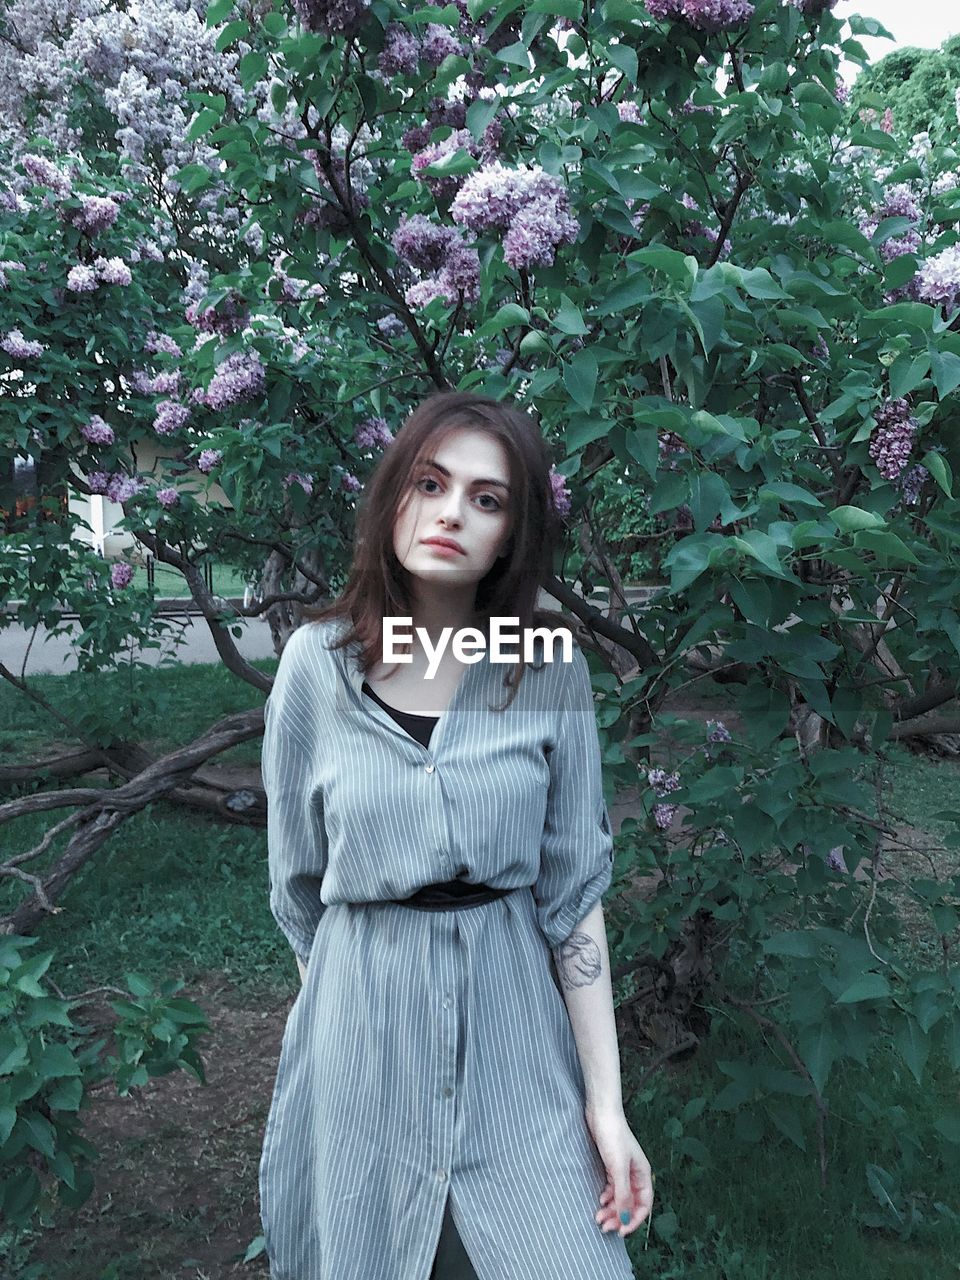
[393,427,514,588]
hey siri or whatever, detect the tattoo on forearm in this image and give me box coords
[553,930,602,991]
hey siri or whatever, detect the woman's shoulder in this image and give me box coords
[278,618,348,681]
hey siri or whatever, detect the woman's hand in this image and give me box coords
[585,1104,654,1239]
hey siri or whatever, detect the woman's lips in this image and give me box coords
[422,541,465,557]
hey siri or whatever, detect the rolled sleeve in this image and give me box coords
[533,643,614,951]
[262,628,328,966]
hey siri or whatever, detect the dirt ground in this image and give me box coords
[17,971,281,1280]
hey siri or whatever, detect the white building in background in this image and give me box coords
[2,440,229,561]
[67,436,231,560]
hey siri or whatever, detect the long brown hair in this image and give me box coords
[302,390,575,711]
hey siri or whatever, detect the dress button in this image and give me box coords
[442,995,452,1009]
[437,1168,447,1182]
[442,1086,454,1098]
[424,763,435,773]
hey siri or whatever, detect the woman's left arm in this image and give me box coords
[552,898,623,1111]
[554,898,656,1237]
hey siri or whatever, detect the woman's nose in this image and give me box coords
[438,489,468,522]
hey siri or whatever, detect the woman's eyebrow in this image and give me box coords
[421,458,511,493]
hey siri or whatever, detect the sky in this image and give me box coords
[836,0,960,85]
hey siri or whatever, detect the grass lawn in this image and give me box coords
[0,658,958,1278]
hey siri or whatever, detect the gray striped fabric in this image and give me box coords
[259,617,633,1279]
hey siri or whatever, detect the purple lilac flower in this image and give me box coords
[106,473,145,504]
[427,96,468,131]
[420,23,463,66]
[451,164,579,271]
[204,351,266,410]
[916,244,960,307]
[0,260,27,288]
[869,397,917,481]
[411,129,480,202]
[197,449,222,473]
[154,401,191,436]
[377,314,406,338]
[825,845,847,872]
[144,331,183,357]
[129,369,157,393]
[811,334,829,361]
[80,415,115,445]
[156,487,180,509]
[648,767,681,830]
[897,463,927,506]
[282,471,314,495]
[835,80,850,105]
[110,562,135,589]
[150,370,182,395]
[22,154,72,197]
[1,328,45,358]
[86,471,110,494]
[646,0,754,29]
[68,195,120,236]
[67,264,98,292]
[859,184,923,265]
[402,123,434,154]
[355,416,394,450]
[292,0,371,36]
[94,256,132,286]
[379,23,420,75]
[503,196,580,269]
[616,102,642,123]
[185,290,250,337]
[549,467,571,518]
[393,214,462,273]
[659,431,686,470]
[340,471,362,492]
[707,719,732,744]
[881,184,921,222]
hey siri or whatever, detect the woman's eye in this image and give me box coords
[415,476,501,511]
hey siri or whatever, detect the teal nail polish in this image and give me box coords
[620,1210,630,1224]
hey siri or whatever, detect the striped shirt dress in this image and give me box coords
[258,616,635,1280]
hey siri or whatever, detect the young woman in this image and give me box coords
[259,390,653,1279]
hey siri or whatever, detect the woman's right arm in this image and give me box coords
[296,955,307,985]
[262,625,329,976]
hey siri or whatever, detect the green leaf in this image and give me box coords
[920,451,952,498]
[206,0,233,24]
[605,41,637,84]
[474,302,530,338]
[493,40,531,68]
[421,147,477,177]
[852,530,921,565]
[930,350,960,398]
[552,294,588,336]
[238,50,268,89]
[594,270,652,316]
[215,17,248,51]
[562,349,598,410]
[828,505,885,533]
[888,351,929,399]
[628,245,698,291]
[738,267,791,300]
[798,1021,836,1095]
[836,973,892,1003]
[186,108,222,141]
[893,1017,931,1085]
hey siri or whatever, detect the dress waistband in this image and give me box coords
[387,879,517,911]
